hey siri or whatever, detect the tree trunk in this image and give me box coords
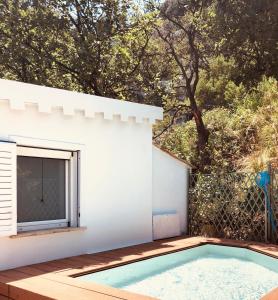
[190,98,210,172]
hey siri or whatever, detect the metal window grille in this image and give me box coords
[17,156,66,223]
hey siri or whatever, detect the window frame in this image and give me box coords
[17,146,77,232]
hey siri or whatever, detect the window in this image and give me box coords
[17,147,78,232]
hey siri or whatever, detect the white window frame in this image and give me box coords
[17,146,77,232]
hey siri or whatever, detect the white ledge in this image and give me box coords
[9,226,87,238]
[0,79,163,124]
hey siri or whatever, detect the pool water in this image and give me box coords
[79,245,278,300]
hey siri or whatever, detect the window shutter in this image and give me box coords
[0,141,17,236]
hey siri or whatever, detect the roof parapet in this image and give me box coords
[0,79,163,124]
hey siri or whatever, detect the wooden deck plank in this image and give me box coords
[67,255,118,265]
[8,276,127,300]
[53,256,124,276]
[55,257,92,267]
[38,274,155,300]
[9,283,113,300]
[13,266,46,277]
[262,287,278,300]
[0,275,9,297]
[39,260,78,272]
[1,267,141,300]
[28,259,84,274]
[0,270,33,282]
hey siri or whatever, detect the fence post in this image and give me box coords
[267,163,272,242]
[185,168,191,235]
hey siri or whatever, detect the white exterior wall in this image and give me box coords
[152,146,190,235]
[0,80,163,270]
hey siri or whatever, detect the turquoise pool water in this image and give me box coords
[79,245,278,299]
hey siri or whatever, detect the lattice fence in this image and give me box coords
[188,173,266,242]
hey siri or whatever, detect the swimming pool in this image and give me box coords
[79,245,278,299]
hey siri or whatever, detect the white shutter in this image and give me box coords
[0,142,17,236]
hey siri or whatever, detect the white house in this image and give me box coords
[0,79,190,270]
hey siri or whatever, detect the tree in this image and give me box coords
[0,0,155,100]
[152,0,212,170]
[212,0,278,84]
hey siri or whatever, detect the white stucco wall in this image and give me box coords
[0,80,163,270]
[152,146,190,234]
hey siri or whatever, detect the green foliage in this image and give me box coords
[212,0,278,83]
[239,77,278,171]
[158,76,278,172]
[196,56,241,108]
[159,108,253,172]
[224,81,246,107]
[189,173,265,241]
[0,0,158,100]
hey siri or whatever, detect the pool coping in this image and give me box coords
[0,236,278,299]
[71,239,278,277]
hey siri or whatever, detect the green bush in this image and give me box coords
[157,76,278,173]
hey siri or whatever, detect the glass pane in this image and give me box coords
[17,156,66,223]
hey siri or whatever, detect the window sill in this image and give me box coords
[9,226,87,239]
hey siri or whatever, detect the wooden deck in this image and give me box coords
[1,236,278,299]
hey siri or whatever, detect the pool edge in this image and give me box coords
[1,236,278,300]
